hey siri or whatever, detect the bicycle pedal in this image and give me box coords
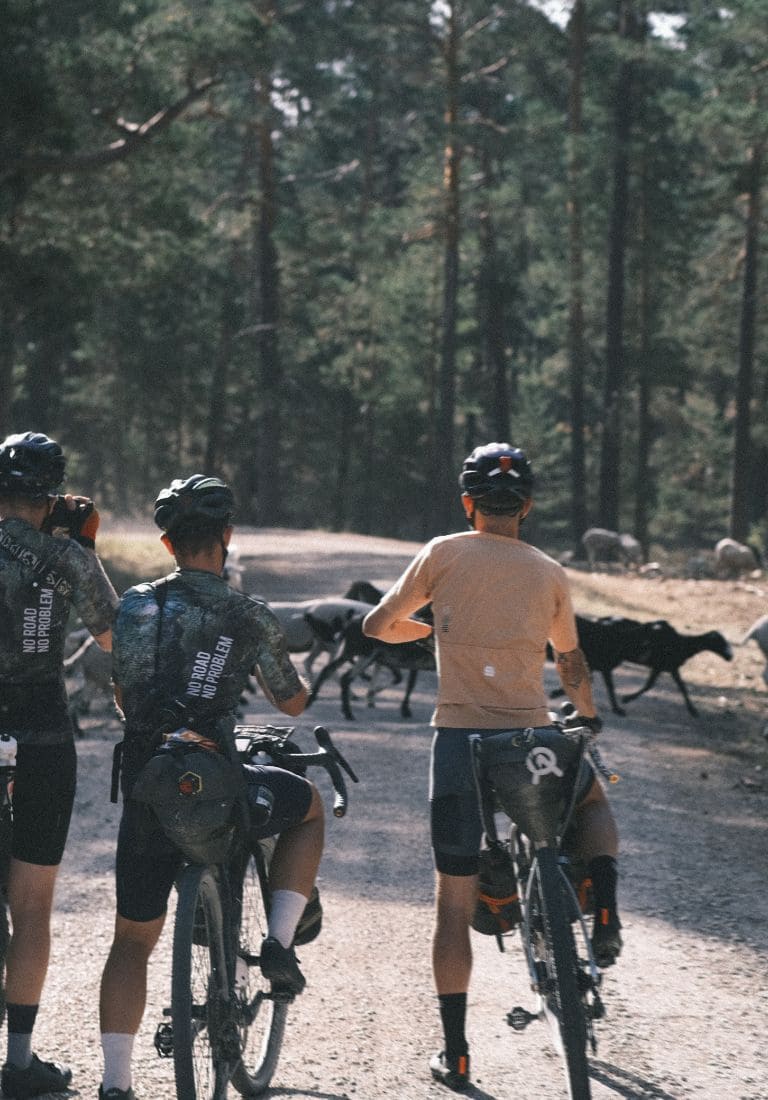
[154,1021,174,1057]
[588,993,606,1021]
[507,1006,539,1031]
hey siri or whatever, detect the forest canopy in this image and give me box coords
[1,0,765,553]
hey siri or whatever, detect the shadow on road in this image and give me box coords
[590,1059,680,1099]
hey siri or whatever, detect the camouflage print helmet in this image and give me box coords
[153,475,234,533]
[0,431,66,498]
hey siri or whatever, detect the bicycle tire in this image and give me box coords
[0,801,13,1029]
[229,849,288,1096]
[532,847,591,1100]
[172,865,232,1100]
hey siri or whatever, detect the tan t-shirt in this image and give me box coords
[376,530,578,728]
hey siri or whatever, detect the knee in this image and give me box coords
[304,784,325,824]
[110,915,165,960]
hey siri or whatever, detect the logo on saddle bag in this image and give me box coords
[178,771,203,796]
[525,746,563,785]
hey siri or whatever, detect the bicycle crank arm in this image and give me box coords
[506,1006,541,1031]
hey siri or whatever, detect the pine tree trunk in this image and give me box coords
[433,2,462,533]
[253,74,284,524]
[478,163,510,441]
[567,0,588,547]
[598,0,637,530]
[730,141,763,540]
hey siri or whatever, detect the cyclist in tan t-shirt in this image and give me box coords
[364,442,621,1093]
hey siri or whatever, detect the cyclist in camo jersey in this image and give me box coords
[98,475,323,1100]
[0,431,118,1100]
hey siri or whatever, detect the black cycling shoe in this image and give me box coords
[98,1087,136,1100]
[429,1050,470,1092]
[592,909,623,967]
[1,1053,73,1098]
[259,936,306,995]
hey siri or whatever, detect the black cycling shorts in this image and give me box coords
[12,742,77,866]
[116,763,313,923]
[430,726,594,877]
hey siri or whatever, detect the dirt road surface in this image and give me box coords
[26,530,768,1100]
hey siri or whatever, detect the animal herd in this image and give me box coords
[64,541,768,728]
[579,527,762,579]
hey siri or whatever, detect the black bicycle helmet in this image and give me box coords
[459,443,533,511]
[153,475,234,533]
[0,431,66,498]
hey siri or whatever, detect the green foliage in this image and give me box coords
[0,0,766,550]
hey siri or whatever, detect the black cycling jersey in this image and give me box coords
[0,516,118,743]
[114,568,303,770]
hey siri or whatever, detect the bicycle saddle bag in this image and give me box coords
[131,729,246,865]
[472,728,584,845]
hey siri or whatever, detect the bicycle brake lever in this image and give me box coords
[313,726,359,784]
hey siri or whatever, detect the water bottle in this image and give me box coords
[0,735,17,769]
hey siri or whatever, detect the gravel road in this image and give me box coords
[20,530,768,1100]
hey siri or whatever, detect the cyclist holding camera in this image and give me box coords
[364,443,622,1093]
[0,431,118,1099]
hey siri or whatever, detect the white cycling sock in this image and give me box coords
[268,889,308,949]
[6,1033,32,1069]
[100,1032,134,1093]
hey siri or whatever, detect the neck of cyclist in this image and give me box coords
[161,525,233,576]
[0,495,52,529]
[462,494,532,538]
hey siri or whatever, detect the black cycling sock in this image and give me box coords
[588,855,619,918]
[437,993,468,1058]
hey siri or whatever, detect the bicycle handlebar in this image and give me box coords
[235,724,359,819]
[551,704,620,784]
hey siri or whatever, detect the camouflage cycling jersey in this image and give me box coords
[0,516,119,743]
[114,568,302,767]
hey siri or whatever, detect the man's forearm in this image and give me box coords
[363,606,432,643]
[554,647,597,718]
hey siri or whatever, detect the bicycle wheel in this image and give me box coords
[229,849,288,1096]
[530,847,591,1100]
[0,801,13,1029]
[172,865,232,1100]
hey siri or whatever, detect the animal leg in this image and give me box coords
[671,669,699,717]
[306,652,347,707]
[601,671,626,716]
[341,652,378,721]
[400,669,418,718]
[621,667,660,705]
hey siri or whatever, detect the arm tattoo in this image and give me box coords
[554,647,590,692]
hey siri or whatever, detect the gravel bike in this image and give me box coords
[153,724,357,1099]
[470,718,618,1100]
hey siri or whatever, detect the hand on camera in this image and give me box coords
[45,494,100,549]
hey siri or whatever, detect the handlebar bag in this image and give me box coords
[131,731,246,865]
